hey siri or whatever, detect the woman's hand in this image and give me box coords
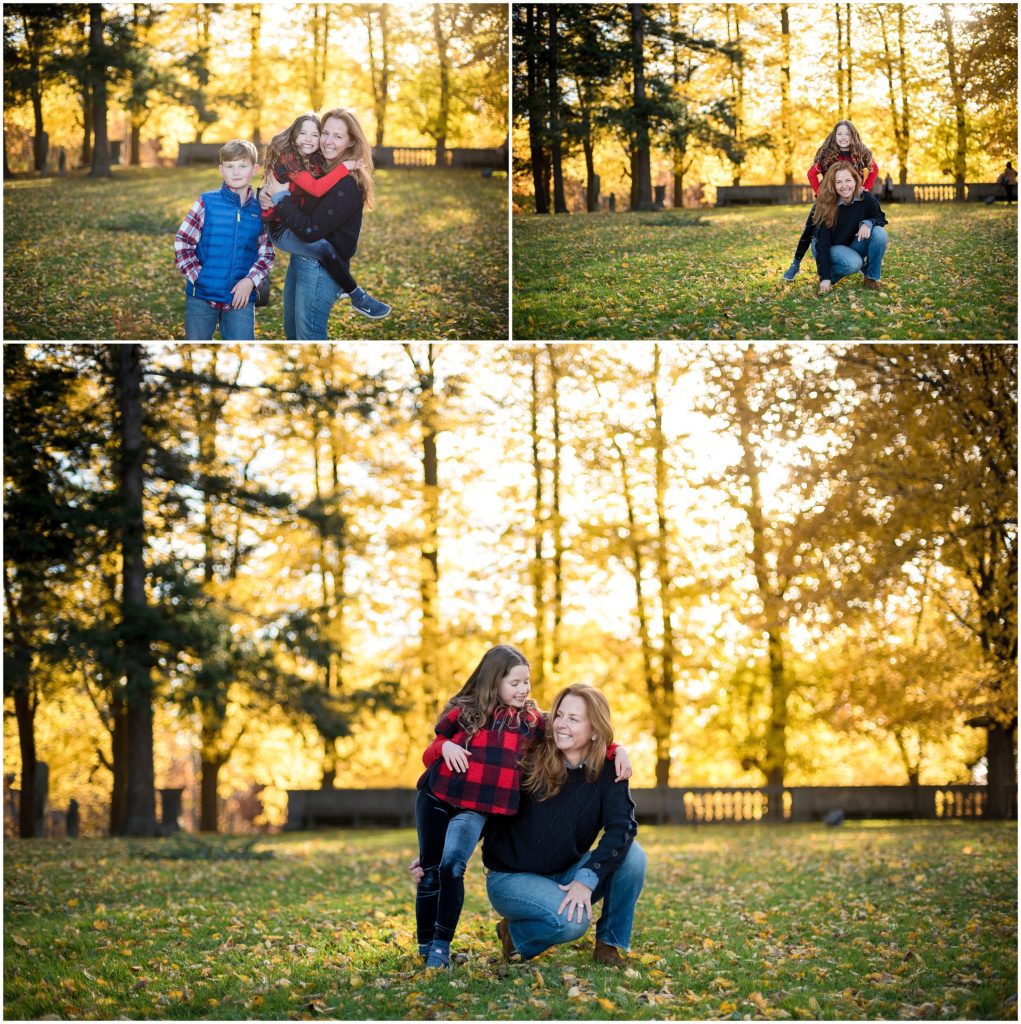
[258,188,274,211]
[613,747,633,782]
[442,740,471,773]
[408,856,424,884]
[264,170,283,194]
[856,223,872,241]
[557,879,593,923]
[819,279,832,294]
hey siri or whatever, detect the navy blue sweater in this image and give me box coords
[273,175,363,261]
[814,193,888,281]
[481,760,637,887]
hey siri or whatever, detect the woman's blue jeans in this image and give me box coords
[812,225,889,283]
[485,841,646,960]
[415,789,486,946]
[282,254,343,340]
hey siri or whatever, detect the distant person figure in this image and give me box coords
[174,139,273,340]
[997,161,1017,202]
[783,120,880,282]
[812,164,889,294]
[882,173,894,202]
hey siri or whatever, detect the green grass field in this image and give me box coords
[3,166,508,341]
[4,822,1015,1020]
[513,204,1018,340]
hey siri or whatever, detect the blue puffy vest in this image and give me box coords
[187,184,264,305]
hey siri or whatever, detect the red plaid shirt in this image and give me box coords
[420,708,619,816]
[174,188,274,311]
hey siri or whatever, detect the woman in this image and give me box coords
[811,163,889,294]
[261,108,389,338]
[411,683,646,967]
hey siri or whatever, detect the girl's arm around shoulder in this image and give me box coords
[808,164,823,194]
[289,161,350,198]
[862,159,880,192]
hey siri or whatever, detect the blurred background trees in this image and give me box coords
[512,2,1018,210]
[3,3,508,174]
[4,343,1016,834]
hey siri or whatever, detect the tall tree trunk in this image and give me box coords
[108,697,128,834]
[14,689,37,838]
[726,4,745,185]
[651,346,677,787]
[198,750,224,831]
[529,350,547,699]
[432,5,450,166]
[984,721,1017,819]
[844,3,853,117]
[734,350,790,806]
[250,6,262,146]
[835,4,845,118]
[116,344,156,836]
[88,4,112,178]
[897,7,911,185]
[81,86,93,167]
[576,82,597,212]
[20,14,46,173]
[365,5,391,147]
[878,9,909,185]
[631,3,653,209]
[940,4,967,196]
[779,5,794,184]
[525,5,550,214]
[548,4,567,212]
[547,347,564,679]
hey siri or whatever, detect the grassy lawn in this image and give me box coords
[513,204,1018,340]
[3,166,508,341]
[4,822,1015,1020]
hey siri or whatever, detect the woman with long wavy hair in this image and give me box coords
[482,684,646,966]
[811,163,890,294]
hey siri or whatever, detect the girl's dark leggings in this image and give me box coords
[793,205,816,262]
[415,788,486,946]
[268,220,358,293]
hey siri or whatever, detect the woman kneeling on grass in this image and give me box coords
[411,684,645,967]
[812,164,889,294]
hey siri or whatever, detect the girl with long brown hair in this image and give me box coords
[783,119,881,282]
[810,163,889,293]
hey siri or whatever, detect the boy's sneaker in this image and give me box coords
[348,287,391,320]
[782,260,801,281]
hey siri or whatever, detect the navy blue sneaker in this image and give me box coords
[424,945,451,970]
[348,287,391,320]
[782,259,801,282]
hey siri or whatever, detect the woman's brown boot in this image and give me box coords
[593,940,626,966]
[496,918,518,961]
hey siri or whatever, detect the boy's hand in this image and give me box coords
[613,746,633,782]
[441,741,471,773]
[230,277,255,308]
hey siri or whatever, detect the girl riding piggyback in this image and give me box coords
[414,644,631,970]
[783,119,879,281]
[261,113,390,318]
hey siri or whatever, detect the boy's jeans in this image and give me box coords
[184,293,254,340]
[485,841,646,960]
[415,789,486,946]
[283,255,343,340]
[812,225,889,283]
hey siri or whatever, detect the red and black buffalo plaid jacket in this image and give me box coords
[419,707,620,817]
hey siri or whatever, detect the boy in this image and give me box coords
[174,139,274,340]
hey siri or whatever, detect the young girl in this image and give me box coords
[782,119,880,281]
[811,163,889,294]
[261,113,390,319]
[415,644,631,969]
